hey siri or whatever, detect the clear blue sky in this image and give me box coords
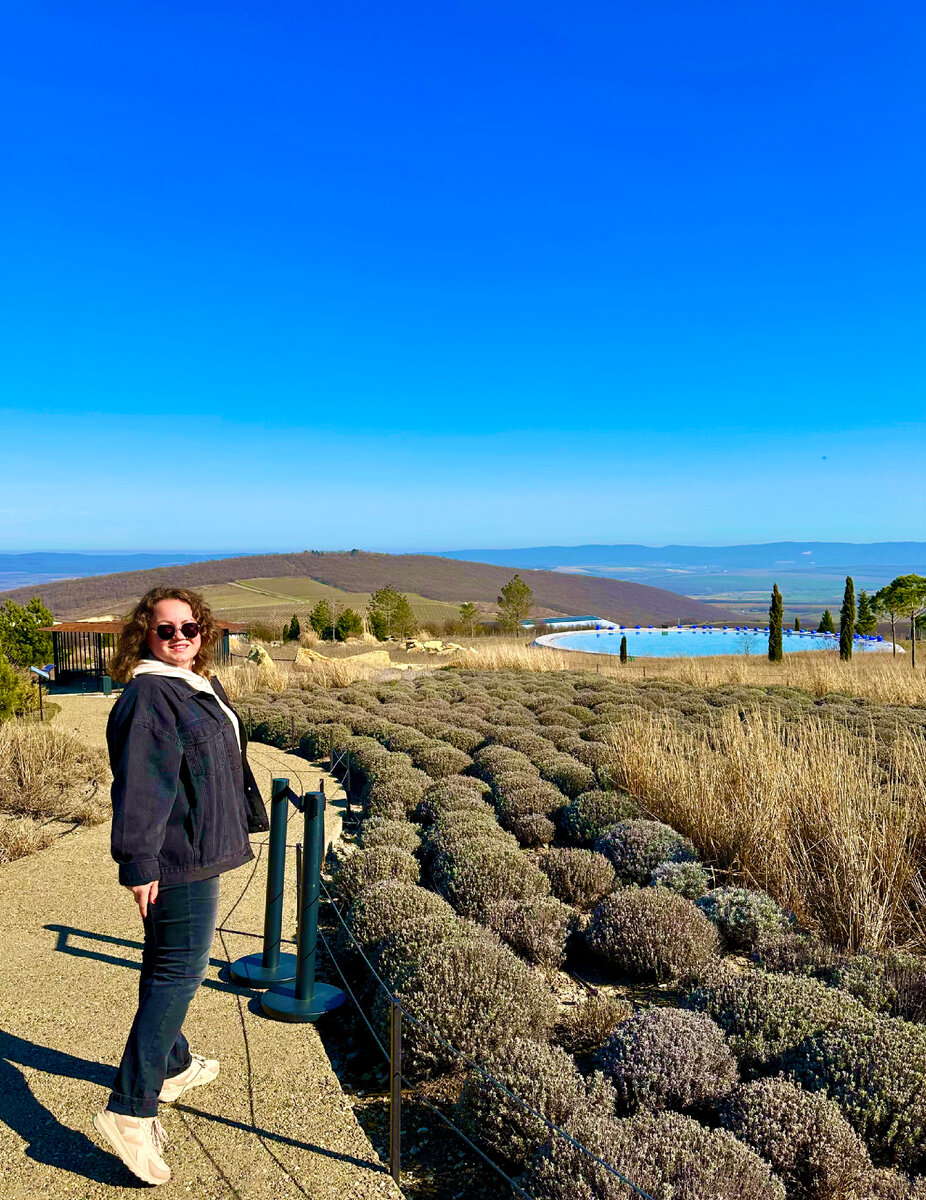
[2,1,923,552]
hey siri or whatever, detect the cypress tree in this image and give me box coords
[619,635,628,664]
[839,576,855,661]
[287,613,301,642]
[818,609,835,634]
[794,617,801,631]
[856,590,877,636]
[768,584,783,662]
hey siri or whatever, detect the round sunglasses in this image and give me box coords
[152,621,202,641]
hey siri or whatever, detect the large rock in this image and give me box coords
[246,643,274,667]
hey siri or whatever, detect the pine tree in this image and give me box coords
[286,613,301,642]
[619,635,628,664]
[794,617,801,631]
[856,590,877,636]
[368,586,416,639]
[309,600,333,639]
[818,610,835,634]
[459,602,480,638]
[335,609,363,641]
[839,576,855,660]
[496,574,534,633]
[768,584,783,662]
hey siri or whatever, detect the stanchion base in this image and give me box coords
[230,952,298,987]
[261,981,347,1023]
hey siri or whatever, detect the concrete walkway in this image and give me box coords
[0,698,395,1199]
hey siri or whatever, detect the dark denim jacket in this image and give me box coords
[107,673,269,887]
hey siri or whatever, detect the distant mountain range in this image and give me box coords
[434,542,926,620]
[437,543,926,572]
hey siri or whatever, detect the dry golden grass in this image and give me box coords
[0,815,57,864]
[607,708,926,954]
[0,723,111,825]
[219,659,292,701]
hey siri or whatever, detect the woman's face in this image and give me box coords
[146,598,202,671]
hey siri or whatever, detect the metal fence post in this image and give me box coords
[230,777,298,986]
[390,1000,402,1185]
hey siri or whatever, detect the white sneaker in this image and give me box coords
[93,1110,171,1186]
[159,1052,220,1103]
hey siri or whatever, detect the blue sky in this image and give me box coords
[2,1,923,552]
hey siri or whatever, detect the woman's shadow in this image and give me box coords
[0,1030,138,1186]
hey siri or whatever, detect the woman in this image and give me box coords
[93,587,268,1186]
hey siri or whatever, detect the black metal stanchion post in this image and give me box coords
[390,1000,402,1185]
[231,777,298,986]
[262,780,347,1022]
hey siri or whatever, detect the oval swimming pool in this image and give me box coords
[534,627,889,659]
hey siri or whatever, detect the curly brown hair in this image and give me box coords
[109,587,221,683]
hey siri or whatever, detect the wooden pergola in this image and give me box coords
[39,621,248,691]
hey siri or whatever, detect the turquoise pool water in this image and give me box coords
[534,627,888,659]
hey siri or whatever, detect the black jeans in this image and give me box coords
[108,876,220,1118]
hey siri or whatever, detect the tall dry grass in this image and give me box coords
[607,709,926,953]
[0,723,111,863]
[668,651,926,705]
[444,642,575,672]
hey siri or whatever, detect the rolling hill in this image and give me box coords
[0,550,740,626]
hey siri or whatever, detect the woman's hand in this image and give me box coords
[127,881,159,918]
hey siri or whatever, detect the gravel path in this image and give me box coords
[0,697,392,1198]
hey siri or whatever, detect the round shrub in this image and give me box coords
[541,848,617,911]
[595,819,698,885]
[473,745,536,780]
[553,993,632,1057]
[752,931,838,976]
[588,888,719,983]
[697,887,792,952]
[545,755,597,798]
[558,790,640,847]
[416,777,491,823]
[409,740,473,779]
[686,967,869,1067]
[345,879,454,951]
[457,1038,603,1170]
[423,811,515,871]
[383,725,430,753]
[363,772,429,820]
[720,1077,871,1200]
[651,859,711,901]
[441,843,551,922]
[784,1017,926,1169]
[359,818,421,854]
[397,938,558,1079]
[487,896,576,968]
[521,1107,786,1200]
[334,846,420,902]
[374,912,491,989]
[511,813,556,848]
[496,781,565,825]
[598,1007,738,1113]
[298,721,352,759]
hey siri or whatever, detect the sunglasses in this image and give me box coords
[152,621,202,641]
